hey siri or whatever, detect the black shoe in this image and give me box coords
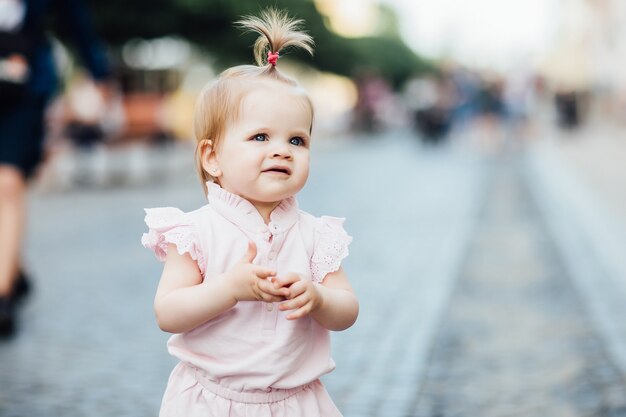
[0,296,15,338]
[13,270,31,300]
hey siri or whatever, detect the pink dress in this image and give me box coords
[142,182,352,417]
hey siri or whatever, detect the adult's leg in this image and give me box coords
[0,164,26,296]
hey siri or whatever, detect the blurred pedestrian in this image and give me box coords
[407,74,455,144]
[353,69,393,133]
[554,89,581,130]
[474,74,506,151]
[141,9,358,417]
[503,69,537,142]
[0,0,111,337]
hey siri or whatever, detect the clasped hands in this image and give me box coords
[226,241,322,320]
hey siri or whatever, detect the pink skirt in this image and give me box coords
[159,362,343,417]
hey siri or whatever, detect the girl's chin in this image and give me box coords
[248,191,295,204]
[248,188,301,203]
[249,196,289,205]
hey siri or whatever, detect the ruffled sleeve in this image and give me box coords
[310,216,352,283]
[141,207,206,276]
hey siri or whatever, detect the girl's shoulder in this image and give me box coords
[297,209,350,235]
[297,210,353,283]
[142,204,214,268]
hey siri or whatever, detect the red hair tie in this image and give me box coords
[267,51,279,66]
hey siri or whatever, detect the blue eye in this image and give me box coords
[290,137,305,146]
[252,133,267,142]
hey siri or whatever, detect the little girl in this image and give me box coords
[141,9,358,417]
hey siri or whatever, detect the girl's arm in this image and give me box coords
[276,267,359,331]
[153,245,234,333]
[154,242,288,334]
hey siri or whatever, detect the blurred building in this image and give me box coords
[543,0,626,121]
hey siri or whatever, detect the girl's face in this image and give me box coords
[206,81,313,209]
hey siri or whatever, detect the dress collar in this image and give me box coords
[206,182,299,234]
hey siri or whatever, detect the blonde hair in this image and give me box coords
[193,9,315,194]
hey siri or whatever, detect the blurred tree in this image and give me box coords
[85,0,432,87]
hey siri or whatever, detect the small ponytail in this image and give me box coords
[236,8,314,68]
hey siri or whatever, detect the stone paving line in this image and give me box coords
[527,139,626,382]
[412,154,626,417]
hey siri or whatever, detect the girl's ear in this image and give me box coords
[199,139,222,178]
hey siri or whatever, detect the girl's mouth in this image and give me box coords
[263,166,291,175]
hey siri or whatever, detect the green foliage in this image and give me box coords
[88,0,431,87]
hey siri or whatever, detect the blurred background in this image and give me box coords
[30,0,626,186]
[2,0,626,416]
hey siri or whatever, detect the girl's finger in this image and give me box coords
[240,241,257,264]
[254,268,276,278]
[273,272,301,288]
[278,299,298,311]
[279,293,307,312]
[253,287,284,303]
[258,279,287,297]
[285,281,306,299]
[286,304,311,320]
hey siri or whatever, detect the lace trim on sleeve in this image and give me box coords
[310,216,352,283]
[141,207,206,276]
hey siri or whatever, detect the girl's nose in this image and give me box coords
[271,143,292,159]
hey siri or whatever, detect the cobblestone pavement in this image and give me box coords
[546,124,626,230]
[527,136,626,379]
[316,136,485,417]
[0,132,487,417]
[2,129,626,417]
[413,154,626,417]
